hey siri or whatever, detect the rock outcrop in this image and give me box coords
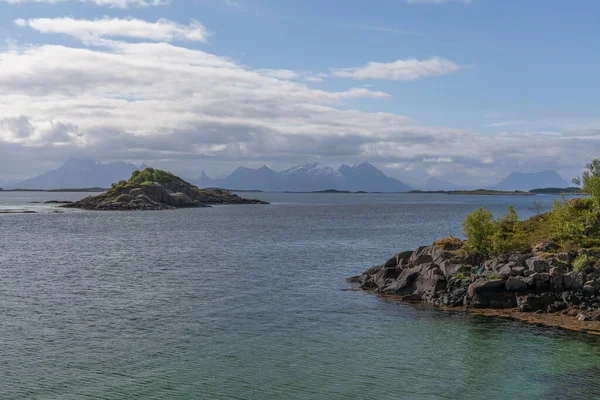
[348,241,600,319]
[64,168,268,211]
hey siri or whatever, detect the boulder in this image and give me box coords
[512,266,526,276]
[439,262,466,280]
[526,257,550,273]
[549,266,567,292]
[516,293,556,312]
[577,313,591,321]
[508,253,533,266]
[499,264,515,280]
[530,272,550,290]
[583,285,596,297]
[383,262,447,301]
[466,279,516,308]
[395,251,414,267]
[506,276,528,292]
[408,245,455,267]
[482,257,508,272]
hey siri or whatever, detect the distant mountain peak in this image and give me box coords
[192,161,411,192]
[12,158,138,190]
[493,170,569,191]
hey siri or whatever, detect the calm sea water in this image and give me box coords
[1,192,599,400]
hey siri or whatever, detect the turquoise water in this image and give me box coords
[1,192,599,399]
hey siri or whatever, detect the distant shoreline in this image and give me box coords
[1,187,584,196]
[409,189,535,196]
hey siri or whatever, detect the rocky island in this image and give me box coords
[349,160,600,333]
[63,168,268,210]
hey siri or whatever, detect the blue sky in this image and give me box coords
[0,0,599,186]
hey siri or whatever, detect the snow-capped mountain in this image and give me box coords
[195,162,411,192]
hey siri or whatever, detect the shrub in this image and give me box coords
[462,207,496,255]
[573,254,599,271]
[550,197,587,240]
[573,158,600,206]
[433,237,463,251]
[532,200,544,215]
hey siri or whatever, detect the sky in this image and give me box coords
[0,0,599,186]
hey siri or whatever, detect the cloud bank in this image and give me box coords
[0,14,597,185]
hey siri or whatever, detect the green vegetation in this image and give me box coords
[462,207,497,255]
[458,160,600,256]
[462,197,600,257]
[452,272,469,280]
[433,236,463,251]
[532,200,544,215]
[110,168,190,192]
[127,168,187,186]
[485,274,501,280]
[573,158,600,206]
[573,254,600,271]
[529,187,583,194]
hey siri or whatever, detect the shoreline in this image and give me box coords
[373,291,600,335]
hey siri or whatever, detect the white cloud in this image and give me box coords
[423,157,453,163]
[15,17,209,43]
[1,16,598,186]
[0,0,167,8]
[332,57,462,81]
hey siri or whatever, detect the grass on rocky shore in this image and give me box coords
[433,197,600,269]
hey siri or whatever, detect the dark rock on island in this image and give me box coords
[63,168,268,211]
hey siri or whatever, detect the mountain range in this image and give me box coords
[195,162,412,192]
[9,158,138,190]
[420,177,463,191]
[4,159,574,193]
[492,170,570,192]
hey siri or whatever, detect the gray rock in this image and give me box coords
[483,257,509,272]
[563,271,584,291]
[408,245,455,267]
[383,262,447,301]
[506,276,528,292]
[529,272,550,290]
[526,257,550,273]
[583,285,596,297]
[512,266,526,276]
[508,253,532,266]
[577,313,591,321]
[466,279,515,308]
[439,262,467,280]
[498,264,516,279]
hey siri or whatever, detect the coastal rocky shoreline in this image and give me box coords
[348,239,600,332]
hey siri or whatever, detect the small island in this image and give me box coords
[349,159,600,333]
[63,168,268,211]
[409,189,534,196]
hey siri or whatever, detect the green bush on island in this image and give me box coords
[460,158,600,256]
[109,168,189,192]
